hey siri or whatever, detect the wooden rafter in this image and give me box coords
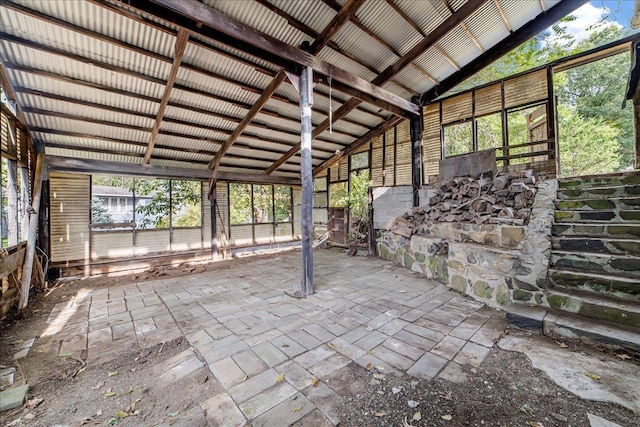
[493,0,513,33]
[421,0,589,104]
[539,0,547,12]
[440,0,485,53]
[264,0,486,174]
[208,0,365,176]
[434,45,461,70]
[143,29,189,163]
[150,0,418,117]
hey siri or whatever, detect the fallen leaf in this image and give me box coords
[412,411,422,421]
[311,377,319,387]
[374,411,386,417]
[243,375,249,381]
[108,418,118,426]
[104,391,117,398]
[585,372,601,381]
[366,363,374,371]
[441,414,452,420]
[293,406,302,413]
[121,389,133,396]
[327,342,336,350]
[282,344,290,348]
[556,341,568,348]
[107,371,119,377]
[375,365,385,371]
[27,397,44,409]
[76,367,86,375]
[617,353,631,360]
[529,422,542,427]
[57,352,74,358]
[275,373,285,383]
[115,411,129,419]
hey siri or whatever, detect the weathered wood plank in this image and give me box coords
[151,0,418,116]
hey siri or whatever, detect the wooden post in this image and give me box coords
[7,160,18,246]
[300,66,314,296]
[19,151,44,310]
[210,182,218,260]
[410,102,423,207]
[19,167,30,240]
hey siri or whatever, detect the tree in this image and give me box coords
[557,105,620,176]
[91,196,112,224]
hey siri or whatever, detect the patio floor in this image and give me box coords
[39,249,506,425]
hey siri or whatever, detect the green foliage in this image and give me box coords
[444,122,473,156]
[229,183,292,225]
[557,105,620,176]
[91,196,113,224]
[171,180,201,227]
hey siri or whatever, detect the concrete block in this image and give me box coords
[0,384,29,412]
[200,392,247,427]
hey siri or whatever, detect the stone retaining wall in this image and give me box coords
[377,180,556,309]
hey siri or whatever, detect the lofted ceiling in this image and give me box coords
[0,0,586,182]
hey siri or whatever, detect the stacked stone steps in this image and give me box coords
[543,172,640,349]
[552,223,640,239]
[545,288,640,330]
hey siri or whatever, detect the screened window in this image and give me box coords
[329,182,348,207]
[171,180,202,227]
[253,184,273,223]
[230,183,252,225]
[135,178,170,229]
[477,113,503,151]
[274,186,292,222]
[444,122,473,157]
[350,151,369,170]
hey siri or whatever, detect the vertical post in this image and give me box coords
[19,167,29,240]
[210,182,218,260]
[7,160,18,246]
[19,151,44,310]
[410,101,423,207]
[300,66,314,296]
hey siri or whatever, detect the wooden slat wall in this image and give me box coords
[172,228,203,251]
[50,172,90,263]
[91,231,134,259]
[442,92,472,124]
[475,83,502,116]
[423,106,440,180]
[275,223,293,241]
[1,110,10,156]
[370,135,384,187]
[254,223,273,244]
[230,224,253,246]
[293,188,302,237]
[504,69,547,108]
[135,229,170,255]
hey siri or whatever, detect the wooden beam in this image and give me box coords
[434,45,461,70]
[299,66,314,296]
[150,0,418,116]
[493,0,513,32]
[19,152,44,310]
[313,116,403,176]
[144,30,189,163]
[45,155,301,185]
[265,0,485,174]
[421,0,589,104]
[440,0,485,53]
[208,0,364,176]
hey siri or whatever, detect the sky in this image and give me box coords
[566,0,638,42]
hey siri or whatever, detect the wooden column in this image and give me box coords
[7,160,18,246]
[19,151,44,310]
[19,167,30,240]
[210,184,218,260]
[300,66,314,296]
[410,102,424,207]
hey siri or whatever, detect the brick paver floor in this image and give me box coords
[40,249,506,425]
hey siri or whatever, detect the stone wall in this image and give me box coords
[377,180,556,309]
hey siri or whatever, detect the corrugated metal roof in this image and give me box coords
[0,0,580,179]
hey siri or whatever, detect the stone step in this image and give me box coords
[557,184,640,200]
[551,236,640,255]
[505,302,640,352]
[551,223,640,240]
[558,172,640,190]
[545,287,640,330]
[555,197,640,211]
[550,251,640,280]
[554,209,640,223]
[547,268,640,301]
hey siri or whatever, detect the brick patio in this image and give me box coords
[40,250,506,426]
